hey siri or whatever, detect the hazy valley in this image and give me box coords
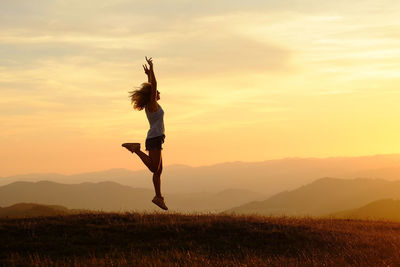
[0,181,265,213]
[2,154,400,217]
[2,154,400,195]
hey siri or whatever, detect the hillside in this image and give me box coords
[1,212,400,266]
[330,199,400,221]
[0,181,264,213]
[0,203,71,218]
[226,177,400,216]
[2,154,400,195]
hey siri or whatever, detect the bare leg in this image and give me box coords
[122,143,155,172]
[148,150,167,210]
[123,143,165,199]
[135,150,155,172]
[149,150,162,197]
[123,143,167,209]
[153,157,162,197]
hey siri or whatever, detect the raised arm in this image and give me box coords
[144,56,158,111]
[143,61,151,83]
[143,64,151,83]
[146,56,157,88]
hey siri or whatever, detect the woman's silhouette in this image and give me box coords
[122,57,167,210]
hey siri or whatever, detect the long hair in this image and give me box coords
[129,82,152,110]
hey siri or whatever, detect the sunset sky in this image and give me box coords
[1,0,400,176]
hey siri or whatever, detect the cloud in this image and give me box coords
[0,8,293,76]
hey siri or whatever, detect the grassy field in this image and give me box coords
[1,212,400,266]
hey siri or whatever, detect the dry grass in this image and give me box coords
[1,212,400,266]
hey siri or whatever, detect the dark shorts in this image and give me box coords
[145,135,165,151]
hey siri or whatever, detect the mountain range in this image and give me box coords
[329,199,400,221]
[0,181,264,212]
[3,178,400,220]
[226,177,400,216]
[2,154,400,196]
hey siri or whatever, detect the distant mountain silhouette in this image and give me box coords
[0,181,153,211]
[0,203,70,218]
[344,166,400,181]
[0,181,264,212]
[329,199,400,221]
[2,154,400,196]
[226,178,400,216]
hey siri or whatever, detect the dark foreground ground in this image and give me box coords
[1,212,400,266]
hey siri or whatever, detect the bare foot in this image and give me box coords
[122,143,140,153]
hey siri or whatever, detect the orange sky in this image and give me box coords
[1,0,400,176]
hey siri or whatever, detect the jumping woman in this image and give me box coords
[122,57,168,210]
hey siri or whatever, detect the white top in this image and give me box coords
[145,104,165,139]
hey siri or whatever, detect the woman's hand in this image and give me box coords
[145,56,153,69]
[143,64,150,76]
[143,57,156,85]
